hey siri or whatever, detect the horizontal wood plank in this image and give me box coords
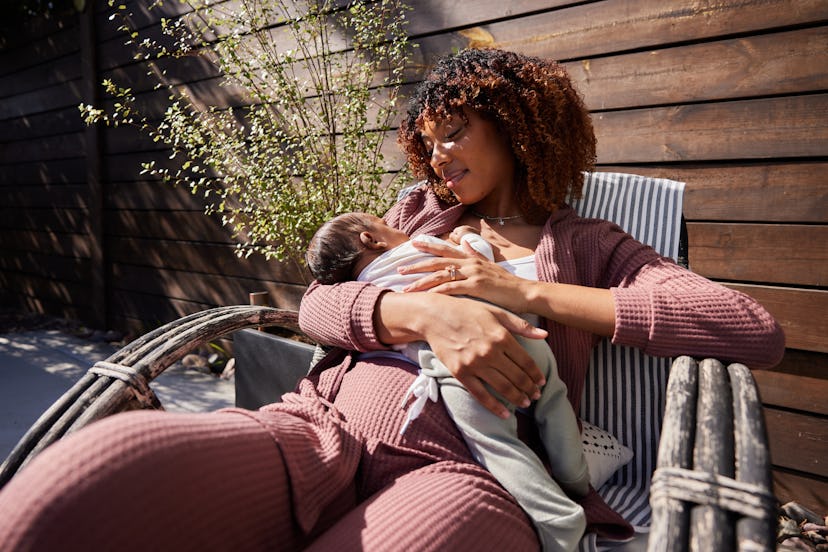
[687,223,828,287]
[110,263,306,307]
[0,133,86,165]
[106,210,236,243]
[597,163,828,223]
[568,26,828,110]
[107,237,308,283]
[771,349,828,381]
[724,284,828,354]
[0,270,93,309]
[0,158,86,184]
[0,251,91,283]
[0,230,91,258]
[0,24,79,79]
[0,106,84,142]
[0,207,88,234]
[764,407,828,477]
[772,469,828,515]
[420,0,828,62]
[594,94,828,163]
[2,184,88,209]
[754,370,828,416]
[109,280,305,325]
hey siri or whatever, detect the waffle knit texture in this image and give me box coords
[299,185,784,413]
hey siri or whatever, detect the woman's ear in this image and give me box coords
[359,231,388,250]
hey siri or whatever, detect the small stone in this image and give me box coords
[182,353,209,370]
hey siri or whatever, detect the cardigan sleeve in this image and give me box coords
[610,255,785,369]
[298,280,389,351]
[561,216,785,369]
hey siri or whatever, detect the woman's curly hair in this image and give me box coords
[398,48,596,222]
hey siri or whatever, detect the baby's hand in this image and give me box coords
[448,225,480,245]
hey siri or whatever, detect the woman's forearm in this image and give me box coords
[298,280,387,350]
[524,281,616,337]
[373,291,433,346]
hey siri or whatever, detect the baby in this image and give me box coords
[306,212,591,551]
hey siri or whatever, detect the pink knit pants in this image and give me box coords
[0,357,538,551]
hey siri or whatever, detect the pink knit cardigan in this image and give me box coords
[300,186,784,412]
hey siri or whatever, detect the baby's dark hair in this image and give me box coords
[398,48,595,223]
[306,213,375,284]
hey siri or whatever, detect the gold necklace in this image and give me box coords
[471,210,523,226]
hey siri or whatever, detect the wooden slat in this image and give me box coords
[105,180,207,211]
[0,158,86,184]
[107,237,308,283]
[106,210,235,243]
[0,207,88,234]
[0,79,85,120]
[417,0,828,62]
[2,184,88,209]
[0,271,93,309]
[567,26,828,110]
[0,230,91,258]
[687,223,828,287]
[110,263,305,308]
[725,284,828,354]
[0,251,91,283]
[598,163,828,223]
[594,94,828,163]
[754,371,828,416]
[109,282,305,326]
[771,349,828,381]
[0,133,86,164]
[0,24,79,78]
[0,293,95,328]
[0,106,84,141]
[772,469,828,515]
[764,407,828,478]
[0,53,80,99]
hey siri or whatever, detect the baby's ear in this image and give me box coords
[359,231,388,250]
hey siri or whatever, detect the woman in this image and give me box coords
[0,49,783,551]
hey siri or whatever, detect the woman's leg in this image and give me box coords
[306,461,539,552]
[0,407,358,552]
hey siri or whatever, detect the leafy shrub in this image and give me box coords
[81,0,413,272]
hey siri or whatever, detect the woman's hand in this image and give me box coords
[376,291,547,418]
[398,239,535,314]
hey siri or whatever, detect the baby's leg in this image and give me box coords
[419,349,586,552]
[516,335,591,499]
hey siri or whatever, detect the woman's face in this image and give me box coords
[420,107,515,206]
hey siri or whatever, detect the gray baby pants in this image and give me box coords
[418,335,589,552]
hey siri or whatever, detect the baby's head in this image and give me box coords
[306,212,409,284]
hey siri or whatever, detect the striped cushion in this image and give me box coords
[571,172,685,548]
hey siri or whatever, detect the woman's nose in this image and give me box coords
[430,142,450,169]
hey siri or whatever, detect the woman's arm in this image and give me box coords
[299,279,549,417]
[375,291,548,417]
[611,258,785,368]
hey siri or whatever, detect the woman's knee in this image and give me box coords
[0,410,300,551]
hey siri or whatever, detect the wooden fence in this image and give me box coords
[0,0,825,513]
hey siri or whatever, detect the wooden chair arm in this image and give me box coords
[648,357,776,552]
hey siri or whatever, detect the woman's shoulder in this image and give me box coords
[384,182,464,236]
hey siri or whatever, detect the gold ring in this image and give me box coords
[448,265,457,281]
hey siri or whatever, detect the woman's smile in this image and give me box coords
[443,168,467,189]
